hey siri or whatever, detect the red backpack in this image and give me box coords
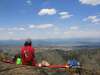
[21,46,35,63]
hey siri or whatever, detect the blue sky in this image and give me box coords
[0,0,100,40]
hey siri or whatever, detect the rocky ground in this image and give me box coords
[0,48,100,75]
[0,62,49,75]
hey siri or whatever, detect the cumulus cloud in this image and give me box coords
[83,15,100,24]
[29,24,54,29]
[59,12,73,19]
[79,0,100,6]
[38,8,57,16]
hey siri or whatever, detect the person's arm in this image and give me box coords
[32,47,35,57]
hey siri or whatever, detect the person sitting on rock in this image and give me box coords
[21,39,36,66]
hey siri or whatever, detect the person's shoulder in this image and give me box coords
[30,46,36,50]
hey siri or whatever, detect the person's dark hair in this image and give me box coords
[24,39,32,46]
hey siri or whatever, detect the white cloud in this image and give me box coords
[38,8,57,16]
[29,24,54,29]
[10,27,26,31]
[83,15,100,24]
[70,26,79,30]
[79,0,100,6]
[26,0,32,6]
[7,27,26,31]
[19,27,25,31]
[29,25,35,28]
[36,24,54,29]
[59,12,73,19]
[0,24,54,32]
[12,27,19,30]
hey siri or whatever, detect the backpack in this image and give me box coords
[21,46,34,62]
[68,59,79,68]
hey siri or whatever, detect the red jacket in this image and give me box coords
[21,46,35,65]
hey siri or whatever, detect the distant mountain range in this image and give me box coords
[0,38,100,48]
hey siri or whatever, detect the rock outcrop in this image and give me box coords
[0,62,48,75]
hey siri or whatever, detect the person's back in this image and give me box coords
[21,39,36,66]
